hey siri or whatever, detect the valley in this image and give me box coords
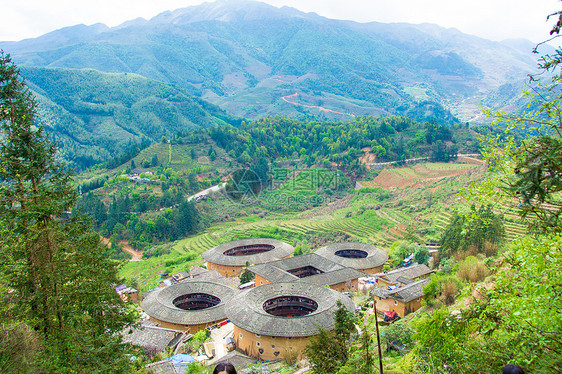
[0,1,559,373]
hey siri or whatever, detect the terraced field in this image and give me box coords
[120,159,529,290]
[364,161,483,189]
[431,209,528,242]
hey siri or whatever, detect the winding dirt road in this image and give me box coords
[101,237,143,261]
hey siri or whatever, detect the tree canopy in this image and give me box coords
[0,52,136,373]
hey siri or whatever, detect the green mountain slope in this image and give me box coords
[1,0,540,123]
[22,67,238,169]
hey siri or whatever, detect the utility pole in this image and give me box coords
[373,297,384,374]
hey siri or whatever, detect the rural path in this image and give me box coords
[120,241,143,261]
[188,182,226,202]
[282,93,355,118]
[101,237,143,261]
[366,153,482,169]
[207,323,234,365]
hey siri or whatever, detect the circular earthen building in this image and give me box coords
[141,281,238,332]
[203,239,294,277]
[225,282,355,361]
[314,242,388,274]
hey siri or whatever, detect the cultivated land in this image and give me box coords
[120,159,527,291]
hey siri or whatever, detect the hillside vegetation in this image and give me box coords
[23,67,239,169]
[72,113,481,255]
[117,158,503,291]
[1,0,539,124]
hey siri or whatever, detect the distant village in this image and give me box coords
[118,238,434,373]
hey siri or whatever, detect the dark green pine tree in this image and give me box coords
[0,52,136,373]
[304,300,356,374]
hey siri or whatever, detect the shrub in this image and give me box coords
[457,256,490,283]
[423,273,462,306]
[442,279,459,306]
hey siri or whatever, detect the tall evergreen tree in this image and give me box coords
[0,52,135,373]
[305,300,356,374]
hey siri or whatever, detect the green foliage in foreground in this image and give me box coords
[305,301,357,374]
[0,53,136,373]
[400,235,562,373]
[392,22,562,372]
[440,204,505,258]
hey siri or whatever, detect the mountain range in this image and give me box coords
[0,0,546,167]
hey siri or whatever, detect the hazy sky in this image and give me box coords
[1,0,560,44]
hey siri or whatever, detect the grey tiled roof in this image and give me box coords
[250,263,299,283]
[189,266,208,276]
[314,242,388,270]
[372,278,430,303]
[375,264,433,284]
[141,281,238,325]
[249,253,365,287]
[183,269,221,282]
[171,271,189,282]
[300,267,365,287]
[211,351,257,370]
[396,276,415,285]
[122,326,183,352]
[224,282,355,337]
[202,239,294,266]
[265,253,344,272]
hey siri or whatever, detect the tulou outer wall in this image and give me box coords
[329,279,358,293]
[360,265,384,275]
[149,316,216,333]
[375,296,424,318]
[254,274,271,287]
[233,325,310,362]
[254,275,358,292]
[206,262,244,277]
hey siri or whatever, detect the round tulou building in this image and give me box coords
[141,281,238,332]
[224,282,355,361]
[314,242,388,274]
[202,239,294,277]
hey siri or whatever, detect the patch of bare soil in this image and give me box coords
[388,223,408,239]
[457,156,485,165]
[101,237,143,261]
[359,152,377,164]
[281,93,355,117]
[372,168,413,189]
[120,241,143,261]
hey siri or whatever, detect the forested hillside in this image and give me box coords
[209,116,473,168]
[23,67,240,169]
[1,0,540,123]
[71,113,478,254]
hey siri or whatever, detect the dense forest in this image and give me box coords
[72,114,476,251]
[75,193,200,256]
[22,67,241,170]
[208,116,471,170]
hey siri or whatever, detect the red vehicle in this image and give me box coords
[383,311,400,323]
